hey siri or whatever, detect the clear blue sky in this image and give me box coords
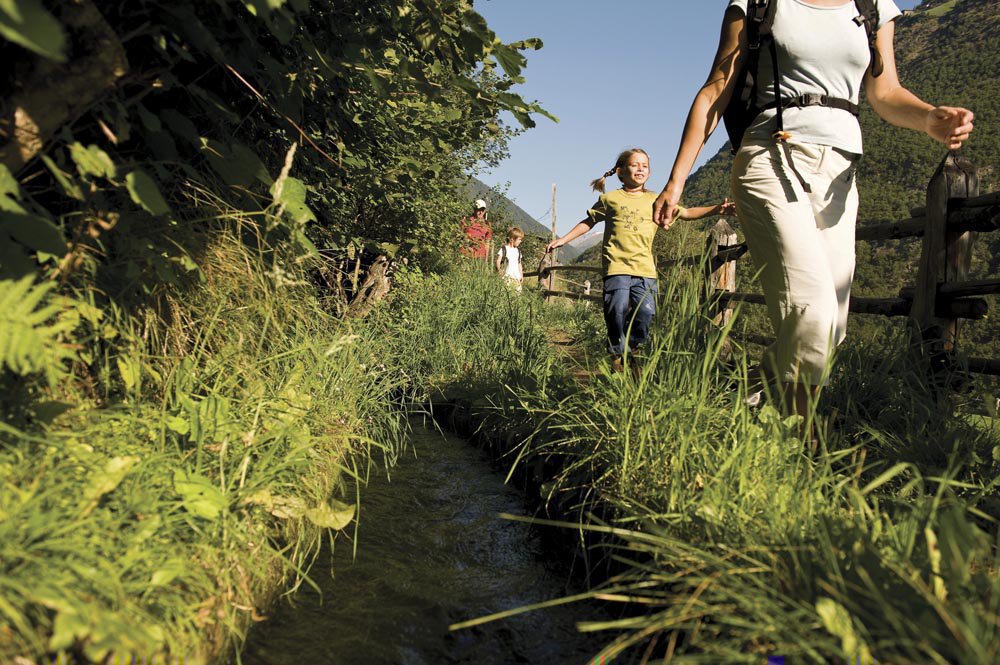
[475,0,921,236]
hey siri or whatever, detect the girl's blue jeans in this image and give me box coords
[603,275,657,355]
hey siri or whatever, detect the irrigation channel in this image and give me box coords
[241,418,615,665]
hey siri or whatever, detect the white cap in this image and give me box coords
[474,199,487,210]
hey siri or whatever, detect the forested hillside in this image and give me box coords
[462,177,551,238]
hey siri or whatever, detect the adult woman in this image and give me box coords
[653,0,974,418]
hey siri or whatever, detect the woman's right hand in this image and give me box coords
[653,179,685,230]
[545,238,564,254]
[925,106,975,149]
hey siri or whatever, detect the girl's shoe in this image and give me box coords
[610,355,625,373]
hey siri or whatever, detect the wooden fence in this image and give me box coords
[526,152,1000,376]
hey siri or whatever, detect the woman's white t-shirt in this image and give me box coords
[498,245,522,280]
[727,0,902,154]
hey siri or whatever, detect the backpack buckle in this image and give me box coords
[804,93,827,107]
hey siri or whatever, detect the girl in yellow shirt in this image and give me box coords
[547,148,733,365]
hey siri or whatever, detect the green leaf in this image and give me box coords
[150,558,187,587]
[69,143,116,180]
[165,415,190,435]
[126,169,171,216]
[491,42,526,79]
[0,164,24,212]
[293,229,319,257]
[49,607,88,652]
[159,110,200,146]
[270,495,307,519]
[271,177,315,224]
[204,141,273,188]
[0,233,35,278]
[0,211,66,254]
[816,597,873,662]
[80,456,140,516]
[116,354,140,392]
[40,155,84,201]
[173,469,226,520]
[0,0,67,62]
[304,500,355,530]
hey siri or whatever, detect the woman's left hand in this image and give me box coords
[926,106,975,149]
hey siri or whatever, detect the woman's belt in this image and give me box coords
[759,93,860,116]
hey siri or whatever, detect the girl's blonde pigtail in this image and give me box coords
[590,168,617,193]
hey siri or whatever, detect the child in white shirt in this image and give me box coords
[496,227,524,288]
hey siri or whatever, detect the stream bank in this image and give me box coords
[241,420,614,664]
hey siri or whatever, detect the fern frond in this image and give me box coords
[0,276,74,382]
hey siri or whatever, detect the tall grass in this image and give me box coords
[4,244,997,663]
[434,260,1000,663]
[372,265,565,403]
[0,232,408,663]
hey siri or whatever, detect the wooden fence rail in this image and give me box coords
[535,151,1000,378]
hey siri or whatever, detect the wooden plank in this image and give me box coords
[535,264,604,274]
[716,291,987,319]
[542,290,602,303]
[900,281,1000,298]
[660,243,748,270]
[952,191,1000,209]
[909,192,997,222]
[659,255,701,269]
[854,205,998,243]
[942,298,988,320]
[851,297,911,317]
[713,242,749,268]
[949,204,1000,234]
[856,217,925,241]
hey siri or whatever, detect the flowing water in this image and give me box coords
[240,420,615,665]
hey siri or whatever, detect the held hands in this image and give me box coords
[653,181,684,230]
[718,198,737,217]
[926,106,974,150]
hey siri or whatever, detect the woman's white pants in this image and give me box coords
[731,139,859,386]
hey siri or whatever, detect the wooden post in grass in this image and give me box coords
[911,151,979,381]
[706,219,739,328]
[549,183,559,295]
[537,255,554,302]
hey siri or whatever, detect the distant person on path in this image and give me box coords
[460,199,493,260]
[654,0,974,420]
[547,149,735,368]
[496,227,525,289]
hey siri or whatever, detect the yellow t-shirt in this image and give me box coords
[588,189,682,278]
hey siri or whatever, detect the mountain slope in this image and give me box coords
[462,177,551,238]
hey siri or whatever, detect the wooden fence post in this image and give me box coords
[706,219,739,328]
[910,151,979,375]
[537,255,554,302]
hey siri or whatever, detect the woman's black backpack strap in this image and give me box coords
[852,0,883,77]
[723,0,777,152]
